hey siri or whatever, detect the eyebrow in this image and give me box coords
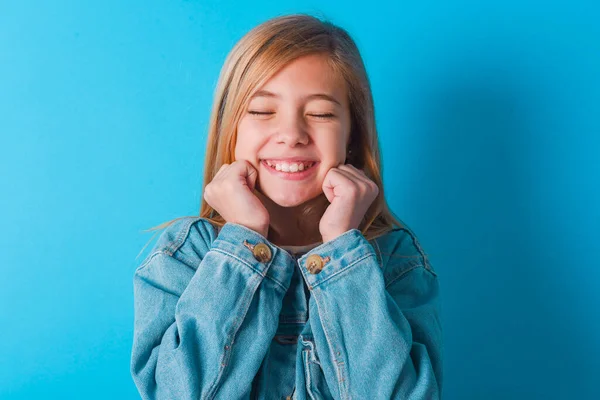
[250,89,342,106]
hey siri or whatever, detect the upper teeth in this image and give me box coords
[265,160,315,172]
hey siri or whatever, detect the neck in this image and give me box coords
[255,191,328,247]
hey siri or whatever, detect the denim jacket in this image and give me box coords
[130,216,443,399]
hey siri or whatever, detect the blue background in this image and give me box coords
[1,1,598,398]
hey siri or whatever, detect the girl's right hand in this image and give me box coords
[203,160,270,237]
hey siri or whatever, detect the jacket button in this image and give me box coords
[306,254,324,274]
[252,243,272,263]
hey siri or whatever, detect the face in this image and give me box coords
[235,53,352,207]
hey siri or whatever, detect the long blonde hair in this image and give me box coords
[137,13,409,259]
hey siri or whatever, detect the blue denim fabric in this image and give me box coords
[130,216,443,399]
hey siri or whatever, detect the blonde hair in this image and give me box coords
[137,13,410,259]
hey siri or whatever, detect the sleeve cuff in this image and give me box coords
[297,229,378,289]
[210,222,295,290]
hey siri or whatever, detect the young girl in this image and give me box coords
[131,13,443,400]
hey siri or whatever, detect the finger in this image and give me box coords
[322,167,350,188]
[337,164,368,179]
[213,163,229,179]
[337,165,377,189]
[245,161,258,190]
[334,165,379,197]
[232,160,258,190]
[322,167,356,202]
[336,165,371,186]
[216,164,228,172]
[322,167,345,202]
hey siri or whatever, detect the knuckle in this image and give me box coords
[347,185,360,196]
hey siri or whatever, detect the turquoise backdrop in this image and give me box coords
[1,0,598,398]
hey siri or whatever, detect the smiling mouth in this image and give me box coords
[260,160,320,180]
[262,160,317,173]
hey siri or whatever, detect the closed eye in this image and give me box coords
[248,111,274,116]
[310,113,335,119]
[248,111,335,119]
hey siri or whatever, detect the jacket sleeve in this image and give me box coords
[297,228,443,399]
[130,220,295,400]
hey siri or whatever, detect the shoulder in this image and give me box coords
[370,225,437,287]
[138,216,219,269]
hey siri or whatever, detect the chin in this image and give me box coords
[261,186,320,208]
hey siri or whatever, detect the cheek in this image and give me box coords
[235,122,252,154]
[316,135,346,162]
[234,125,263,163]
[234,137,247,159]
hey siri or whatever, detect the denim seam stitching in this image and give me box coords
[279,312,308,323]
[384,264,426,288]
[336,361,346,396]
[210,248,287,292]
[372,239,383,269]
[205,271,263,399]
[136,250,167,272]
[164,217,204,256]
[401,227,436,274]
[310,252,376,289]
[303,350,317,400]
[311,288,347,398]
[261,274,288,293]
[222,222,296,263]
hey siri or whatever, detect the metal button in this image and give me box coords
[252,243,272,263]
[306,254,324,274]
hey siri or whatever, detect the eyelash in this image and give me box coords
[248,111,335,119]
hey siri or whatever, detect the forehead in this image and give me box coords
[255,53,346,99]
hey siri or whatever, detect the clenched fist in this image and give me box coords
[203,160,270,237]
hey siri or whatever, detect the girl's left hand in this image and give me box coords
[319,164,379,243]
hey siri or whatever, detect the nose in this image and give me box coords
[275,113,309,147]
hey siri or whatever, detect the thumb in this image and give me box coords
[243,161,258,191]
[322,174,335,203]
